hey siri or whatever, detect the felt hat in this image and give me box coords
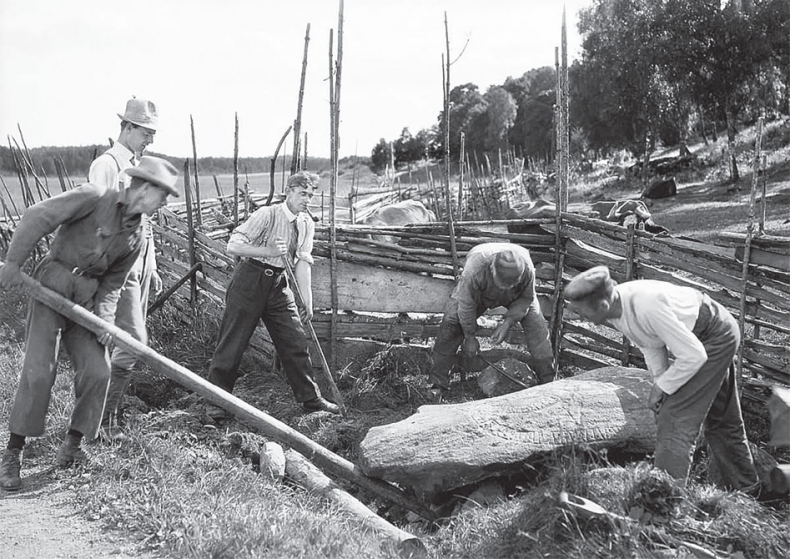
[492,249,526,287]
[564,265,612,301]
[118,98,158,131]
[126,156,179,197]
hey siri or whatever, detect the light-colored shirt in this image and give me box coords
[88,142,136,192]
[451,243,537,337]
[88,143,153,244]
[230,202,315,267]
[608,280,706,395]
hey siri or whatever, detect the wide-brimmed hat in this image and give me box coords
[126,156,179,197]
[118,98,158,131]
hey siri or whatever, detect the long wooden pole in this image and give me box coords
[443,12,459,278]
[291,23,311,174]
[284,449,427,554]
[737,113,764,383]
[190,115,202,227]
[182,160,197,306]
[282,255,345,414]
[0,260,436,522]
[233,113,240,226]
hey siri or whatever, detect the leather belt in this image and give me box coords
[244,258,284,277]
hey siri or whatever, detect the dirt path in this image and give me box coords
[0,463,156,559]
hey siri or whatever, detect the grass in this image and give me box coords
[1,122,790,557]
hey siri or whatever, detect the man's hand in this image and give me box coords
[151,269,163,294]
[0,261,23,290]
[461,336,480,359]
[97,331,114,348]
[298,305,313,323]
[648,384,667,415]
[273,236,288,258]
[491,318,515,345]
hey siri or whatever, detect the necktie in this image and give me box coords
[289,219,299,258]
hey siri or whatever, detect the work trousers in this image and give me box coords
[8,258,110,439]
[103,236,155,425]
[429,296,554,388]
[654,294,758,490]
[207,259,321,403]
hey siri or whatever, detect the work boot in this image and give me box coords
[0,448,22,491]
[301,397,341,415]
[204,403,232,421]
[56,435,88,468]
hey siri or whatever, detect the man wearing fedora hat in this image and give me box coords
[0,156,179,492]
[563,265,759,493]
[428,243,556,397]
[89,98,162,442]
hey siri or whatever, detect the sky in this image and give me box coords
[0,0,591,159]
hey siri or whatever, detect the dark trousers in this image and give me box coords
[654,294,758,490]
[9,258,110,439]
[429,297,554,388]
[208,259,321,403]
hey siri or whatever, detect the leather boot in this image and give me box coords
[0,448,22,491]
[56,434,88,468]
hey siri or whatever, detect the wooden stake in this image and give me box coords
[443,12,459,278]
[182,159,198,306]
[291,23,311,174]
[737,113,764,383]
[190,115,202,227]
[233,112,240,226]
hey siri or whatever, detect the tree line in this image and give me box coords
[370,0,789,174]
[0,145,340,179]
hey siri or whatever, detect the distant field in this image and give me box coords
[1,164,374,217]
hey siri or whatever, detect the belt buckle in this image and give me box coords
[264,268,274,277]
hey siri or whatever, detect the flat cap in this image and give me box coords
[564,265,612,301]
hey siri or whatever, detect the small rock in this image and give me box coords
[260,442,286,481]
[477,358,537,397]
[456,481,506,514]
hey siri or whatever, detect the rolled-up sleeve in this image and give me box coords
[296,216,315,265]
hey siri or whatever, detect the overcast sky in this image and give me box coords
[1,0,590,159]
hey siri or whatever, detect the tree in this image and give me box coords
[504,68,557,160]
[369,139,389,174]
[482,86,517,152]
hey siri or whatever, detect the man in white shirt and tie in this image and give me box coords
[564,265,759,495]
[88,98,162,441]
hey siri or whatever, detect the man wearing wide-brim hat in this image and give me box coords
[564,265,759,494]
[89,98,162,443]
[0,156,179,493]
[428,242,556,397]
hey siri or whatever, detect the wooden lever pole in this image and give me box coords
[0,261,435,521]
[281,255,346,414]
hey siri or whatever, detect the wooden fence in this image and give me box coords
[150,190,789,405]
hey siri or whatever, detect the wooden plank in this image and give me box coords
[312,257,454,312]
[735,246,790,272]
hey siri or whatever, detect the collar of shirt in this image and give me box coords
[108,142,136,167]
[281,201,298,223]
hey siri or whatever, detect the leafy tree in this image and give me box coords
[504,68,557,160]
[436,83,486,158]
[482,87,517,152]
[369,139,390,174]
